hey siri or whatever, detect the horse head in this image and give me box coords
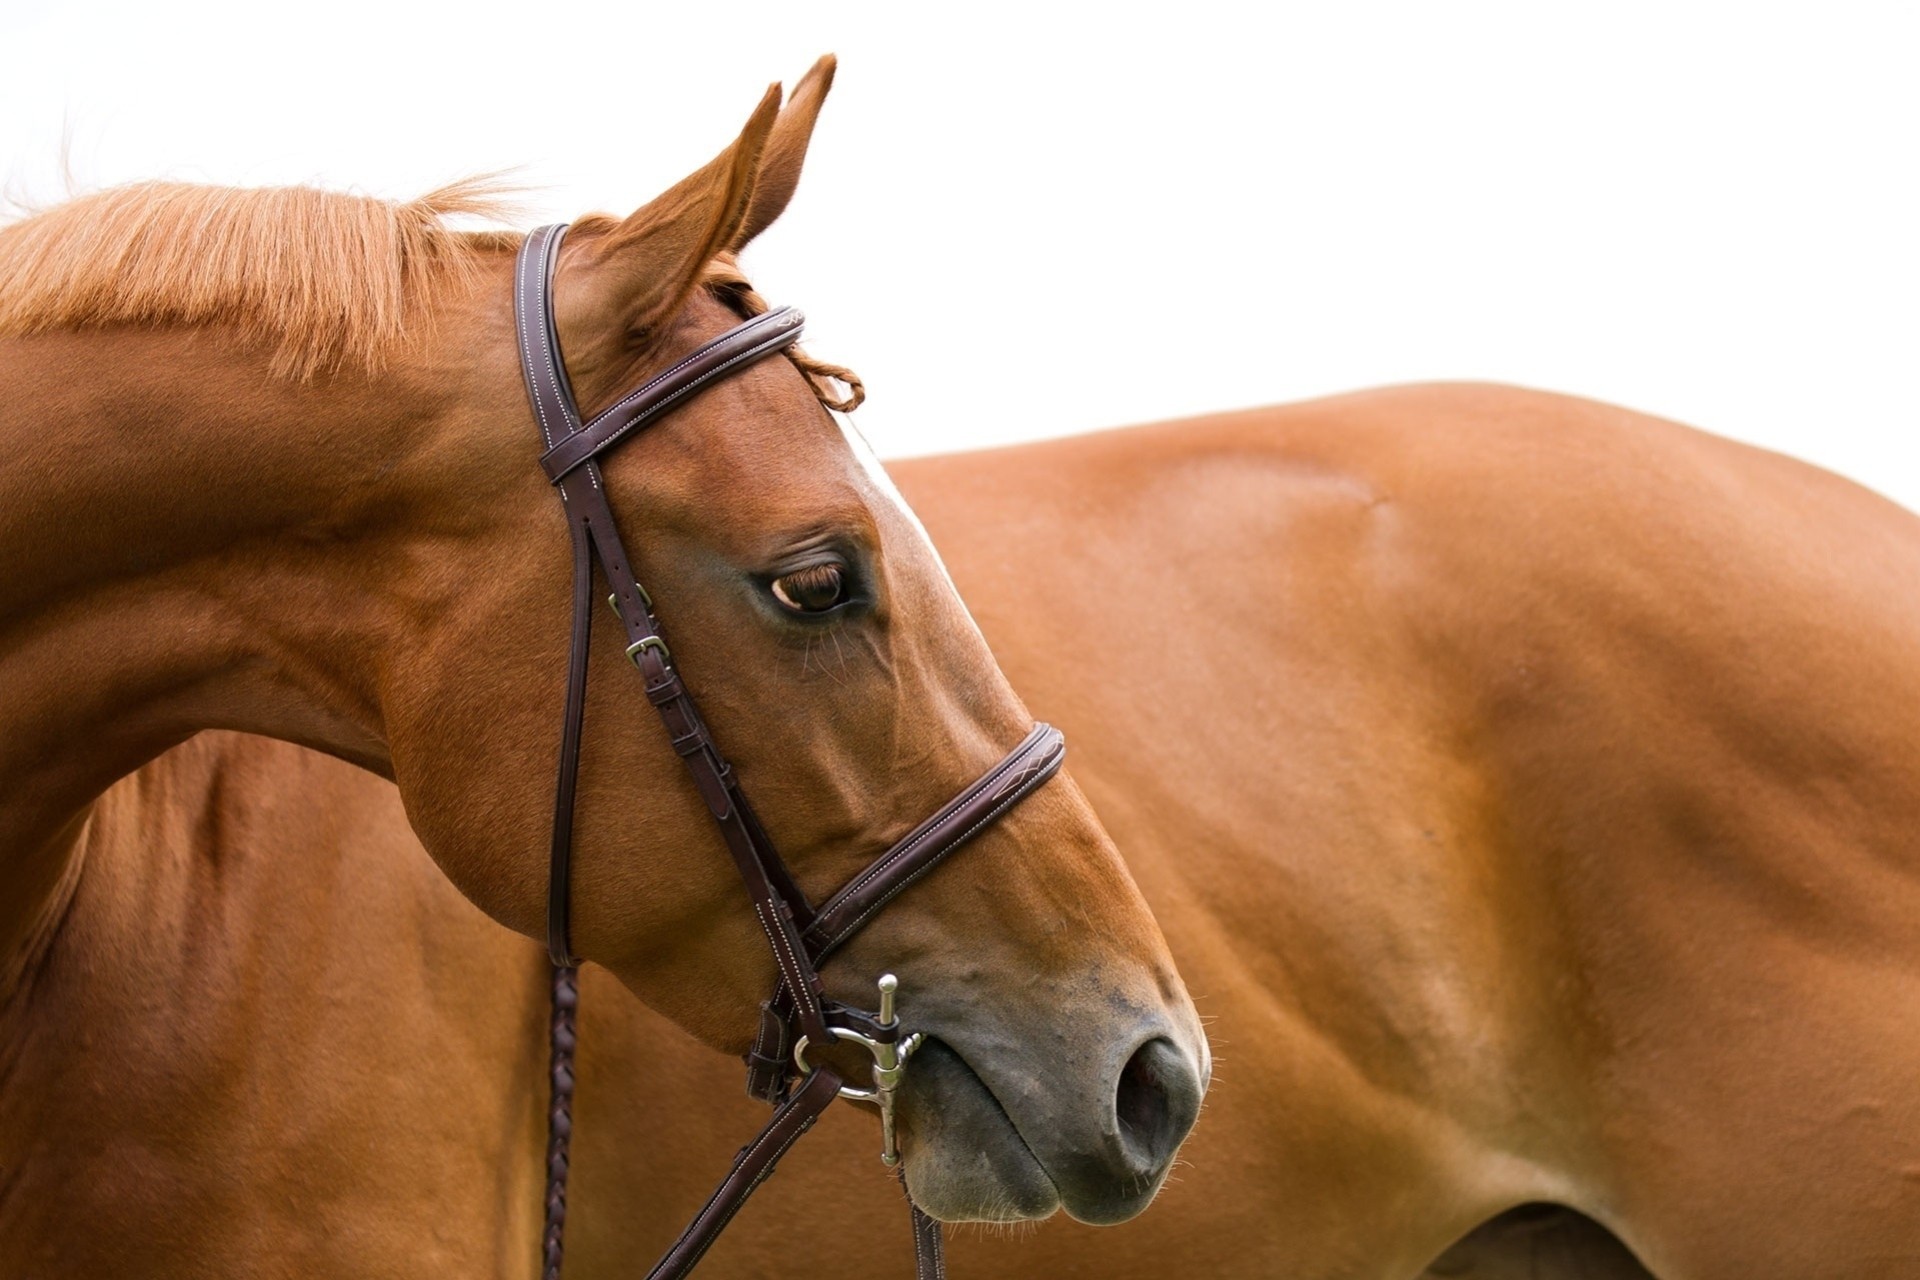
[379,58,1208,1224]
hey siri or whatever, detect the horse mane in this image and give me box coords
[0,179,517,377]
[0,180,865,408]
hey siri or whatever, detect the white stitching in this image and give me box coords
[585,308,794,431]
[913,1211,946,1280]
[589,334,785,439]
[817,777,1049,957]
[515,233,558,449]
[754,900,821,1029]
[551,325,800,481]
[749,1001,778,1066]
[825,743,1034,903]
[534,230,574,444]
[811,730,1052,923]
[661,1082,827,1277]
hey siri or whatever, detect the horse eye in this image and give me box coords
[770,563,849,614]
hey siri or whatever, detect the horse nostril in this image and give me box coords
[1113,1036,1197,1175]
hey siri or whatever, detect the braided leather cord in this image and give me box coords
[543,964,579,1280]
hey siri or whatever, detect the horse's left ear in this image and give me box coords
[730,54,837,253]
[557,82,781,356]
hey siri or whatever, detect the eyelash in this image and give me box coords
[768,560,854,615]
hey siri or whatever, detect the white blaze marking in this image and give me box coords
[833,411,987,642]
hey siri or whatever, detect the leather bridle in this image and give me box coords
[514,225,1067,1280]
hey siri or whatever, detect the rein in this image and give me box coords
[514,225,1066,1280]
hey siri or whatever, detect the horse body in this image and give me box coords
[887,386,1920,1278]
[13,384,1919,1275]
[924,386,1920,1278]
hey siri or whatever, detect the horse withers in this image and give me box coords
[0,57,1207,1244]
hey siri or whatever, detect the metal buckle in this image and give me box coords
[625,634,671,668]
[792,974,925,1166]
[606,582,652,615]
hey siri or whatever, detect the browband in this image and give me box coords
[539,305,806,482]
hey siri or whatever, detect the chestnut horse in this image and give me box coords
[13,381,1920,1278]
[0,58,1208,1265]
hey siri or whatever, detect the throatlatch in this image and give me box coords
[514,224,1066,1280]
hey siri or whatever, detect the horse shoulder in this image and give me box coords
[1,733,550,1275]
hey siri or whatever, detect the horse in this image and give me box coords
[17,379,1920,1279]
[0,55,1209,1267]
[12,62,1920,1280]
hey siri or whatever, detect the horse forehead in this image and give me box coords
[833,413,917,529]
[642,296,975,621]
[833,412,980,631]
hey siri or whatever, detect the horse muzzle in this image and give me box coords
[894,1005,1208,1225]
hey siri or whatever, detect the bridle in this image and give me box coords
[517,224,1063,1279]
[514,225,1067,1280]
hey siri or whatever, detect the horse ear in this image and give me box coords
[560,82,782,351]
[730,54,837,253]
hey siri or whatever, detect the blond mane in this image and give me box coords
[0,180,514,377]
[0,180,865,410]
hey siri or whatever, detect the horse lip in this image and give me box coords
[900,1035,1062,1222]
[935,1035,1053,1181]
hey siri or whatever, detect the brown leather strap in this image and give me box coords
[904,1181,947,1280]
[579,458,836,1045]
[516,224,828,1039]
[641,1067,846,1280]
[518,224,592,968]
[539,305,804,483]
[543,528,593,967]
[805,723,1065,959]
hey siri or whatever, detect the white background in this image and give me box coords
[3,2,1916,504]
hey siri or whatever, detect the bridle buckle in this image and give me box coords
[792,973,925,1166]
[625,634,671,667]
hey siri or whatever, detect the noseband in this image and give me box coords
[514,225,1066,1280]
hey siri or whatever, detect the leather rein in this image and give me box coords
[514,225,1066,1280]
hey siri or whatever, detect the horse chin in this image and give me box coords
[896,1038,1062,1222]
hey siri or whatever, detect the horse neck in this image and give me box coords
[0,324,471,981]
